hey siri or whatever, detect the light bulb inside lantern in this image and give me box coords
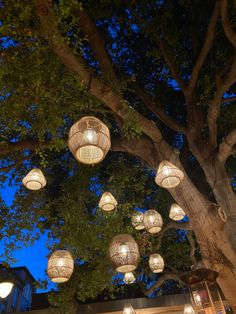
[162,166,171,176]
[83,129,97,143]
[119,244,129,256]
[184,304,196,314]
[0,282,13,298]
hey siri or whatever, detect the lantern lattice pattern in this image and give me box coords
[124,272,135,284]
[184,304,196,314]
[131,212,145,230]
[68,116,111,165]
[169,203,186,221]
[22,168,46,190]
[109,234,140,273]
[99,192,117,211]
[123,303,136,314]
[47,250,74,283]
[149,253,164,273]
[144,209,163,234]
[181,269,226,314]
[155,160,184,189]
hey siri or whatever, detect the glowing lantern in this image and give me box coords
[99,192,117,211]
[155,160,184,188]
[68,116,111,165]
[0,282,13,298]
[169,203,186,221]
[124,272,135,284]
[109,234,140,273]
[144,209,163,234]
[149,254,164,273]
[184,304,196,314]
[131,212,145,230]
[47,250,74,283]
[22,168,46,190]
[123,303,136,314]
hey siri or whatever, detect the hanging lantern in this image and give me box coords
[0,268,14,299]
[131,212,145,230]
[181,269,226,314]
[144,209,163,234]
[184,304,196,314]
[22,168,46,190]
[47,250,74,283]
[124,272,135,284]
[155,160,184,189]
[109,234,140,273]
[68,116,111,165]
[123,303,136,314]
[149,254,164,273]
[99,192,117,211]
[169,203,186,221]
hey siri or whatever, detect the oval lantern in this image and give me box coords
[124,272,135,284]
[68,116,111,165]
[47,250,74,283]
[144,209,163,234]
[155,160,184,189]
[109,234,140,273]
[131,212,145,230]
[22,168,46,190]
[123,303,136,314]
[149,253,164,273]
[99,192,117,211]
[169,203,186,221]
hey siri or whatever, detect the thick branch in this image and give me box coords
[221,95,236,104]
[187,231,197,266]
[189,1,220,93]
[0,157,29,172]
[156,221,192,245]
[221,0,236,49]
[218,128,236,162]
[0,140,42,156]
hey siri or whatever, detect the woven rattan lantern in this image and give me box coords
[68,116,111,165]
[131,212,145,230]
[123,303,136,314]
[144,209,163,234]
[99,192,117,211]
[181,269,226,314]
[184,304,196,314]
[155,160,184,188]
[109,234,140,273]
[124,272,136,284]
[22,168,46,190]
[47,250,74,283]
[149,253,164,273]
[169,203,186,221]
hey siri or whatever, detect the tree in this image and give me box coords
[0,0,236,310]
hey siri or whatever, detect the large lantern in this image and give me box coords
[99,192,117,211]
[124,272,135,284]
[68,116,111,165]
[109,234,140,273]
[149,254,164,273]
[22,168,46,190]
[155,160,184,188]
[144,209,163,234]
[123,303,136,314]
[181,269,226,314]
[169,203,186,221]
[47,250,74,283]
[131,212,145,230]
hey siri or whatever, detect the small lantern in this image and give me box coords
[184,304,196,314]
[149,254,164,273]
[144,209,163,234]
[99,192,117,211]
[169,203,186,221]
[124,272,135,284]
[22,168,46,190]
[123,303,136,314]
[68,116,111,165]
[131,212,145,230]
[181,269,226,314]
[47,250,74,283]
[109,234,140,273]
[155,160,184,188]
[0,268,14,299]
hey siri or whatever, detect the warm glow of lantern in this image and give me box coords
[149,254,164,273]
[124,272,135,284]
[22,168,46,190]
[47,250,74,283]
[99,192,117,211]
[169,203,186,221]
[0,282,13,298]
[184,304,196,314]
[144,209,163,234]
[123,303,136,314]
[155,161,184,189]
[131,212,145,230]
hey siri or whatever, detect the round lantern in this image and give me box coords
[155,160,184,188]
[184,304,196,314]
[47,250,74,283]
[109,234,140,273]
[124,272,135,284]
[68,116,111,165]
[169,203,186,221]
[131,212,145,230]
[123,303,136,314]
[149,253,164,273]
[144,209,163,234]
[22,168,46,190]
[99,192,117,211]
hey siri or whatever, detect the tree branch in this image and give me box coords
[0,140,42,156]
[221,0,236,49]
[187,231,197,267]
[221,95,236,104]
[0,156,29,172]
[156,221,192,245]
[218,128,236,162]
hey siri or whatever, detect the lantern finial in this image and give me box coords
[155,160,184,188]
